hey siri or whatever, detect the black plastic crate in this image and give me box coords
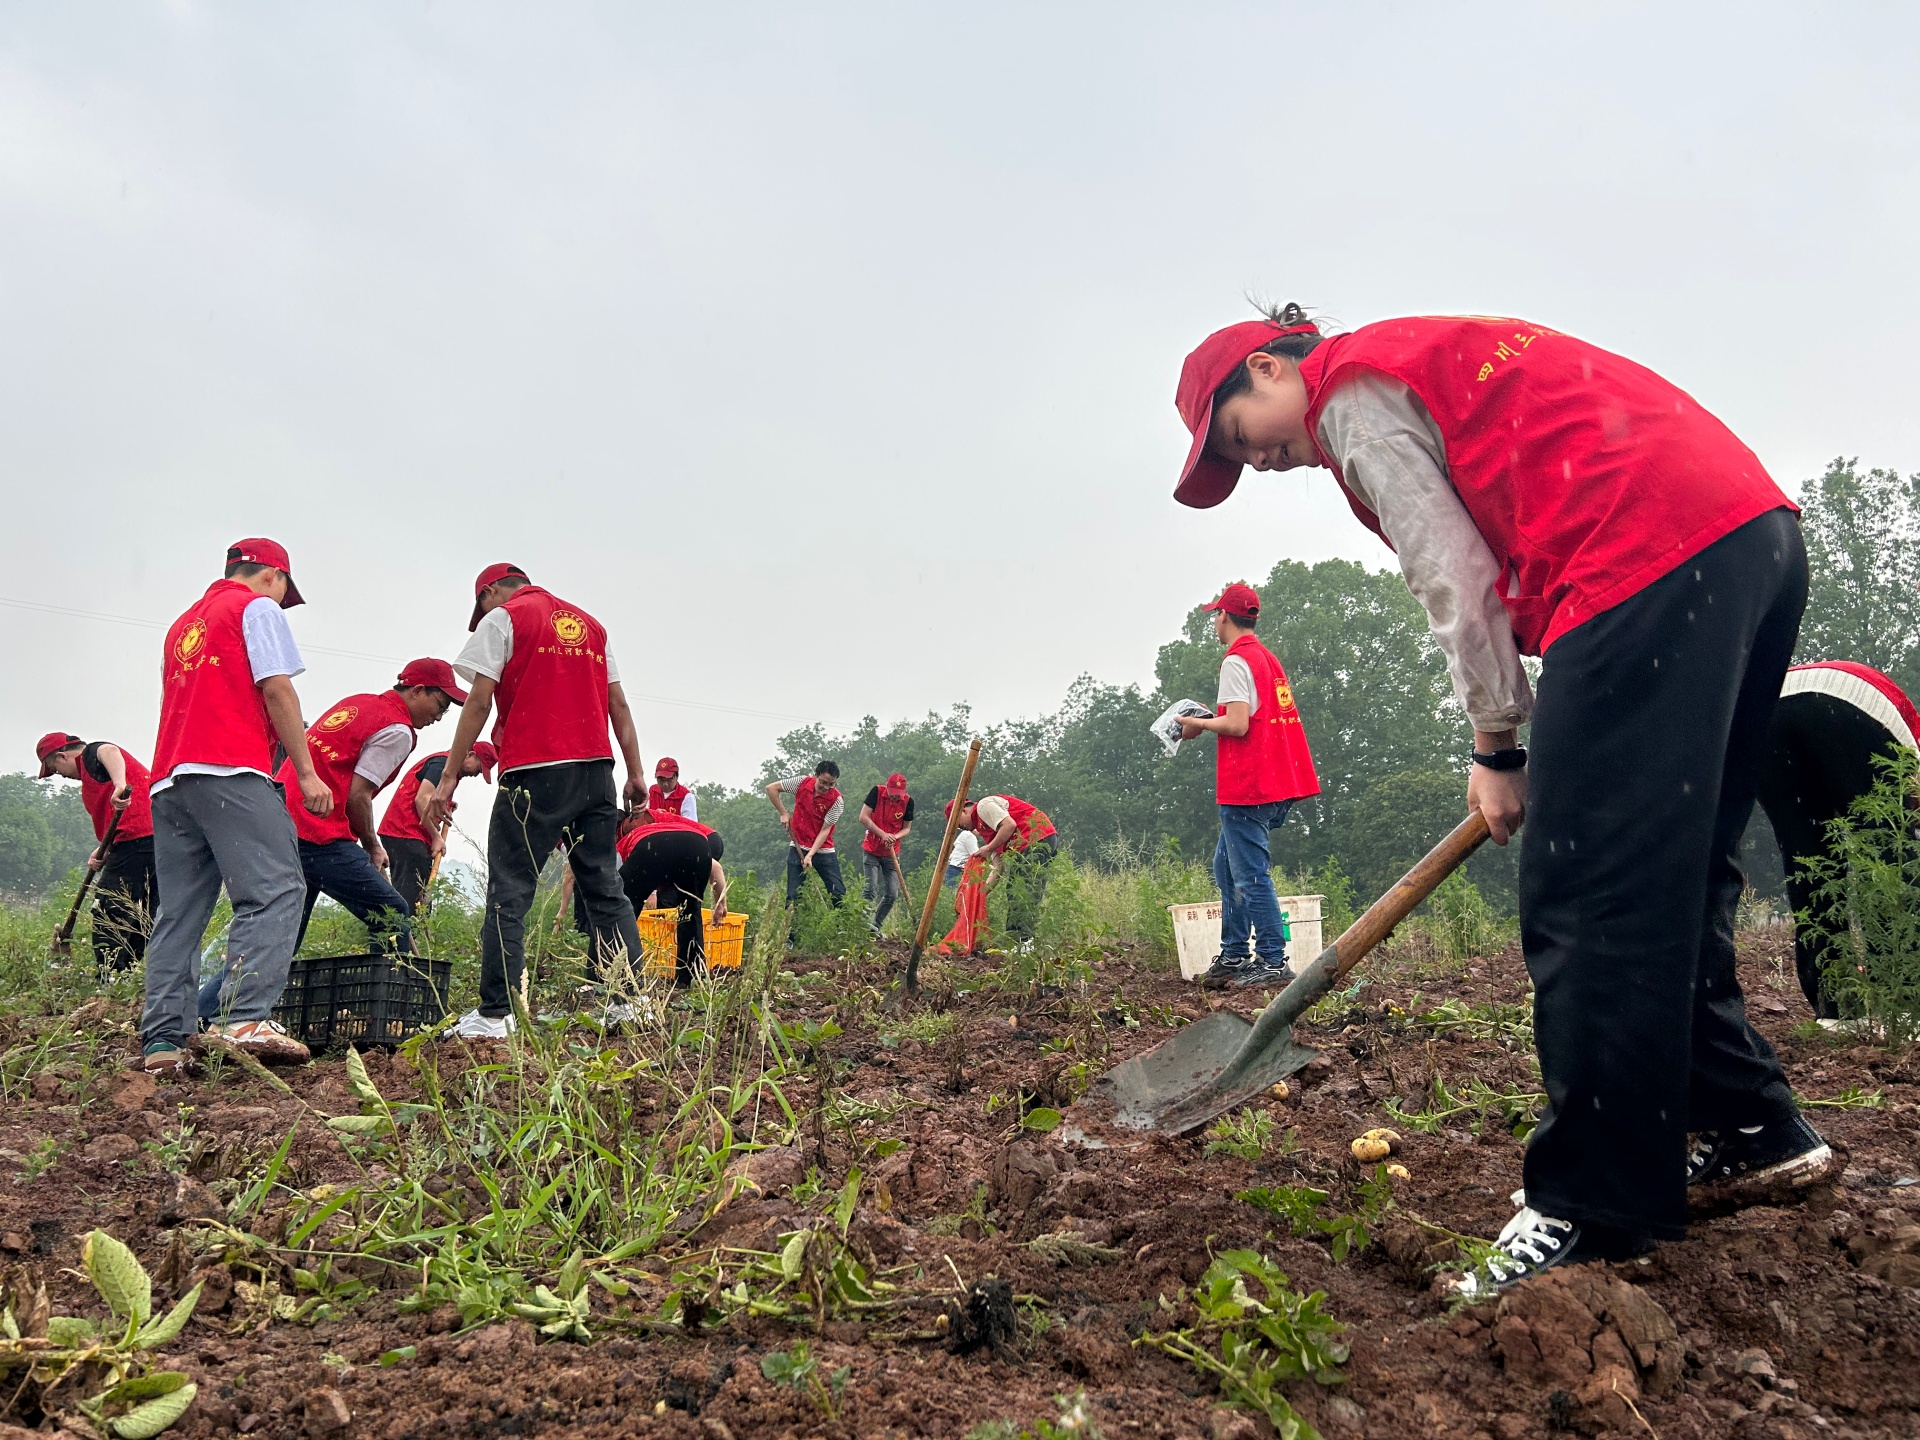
[271,952,452,1049]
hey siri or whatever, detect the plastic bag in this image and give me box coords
[1151,698,1215,757]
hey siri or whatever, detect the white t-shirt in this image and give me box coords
[974,795,1013,831]
[154,596,306,793]
[355,724,416,788]
[947,829,980,869]
[454,604,623,774]
[1217,655,1261,716]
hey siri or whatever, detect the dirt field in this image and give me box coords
[4,928,1918,1440]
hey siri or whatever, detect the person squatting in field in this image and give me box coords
[36,730,159,979]
[427,563,648,1038]
[1176,582,1322,992]
[1174,304,1838,1292]
[379,740,499,914]
[617,806,728,987]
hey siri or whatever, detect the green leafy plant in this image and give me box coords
[1,1230,202,1437]
[760,1338,851,1419]
[1385,1074,1545,1138]
[1204,1107,1275,1161]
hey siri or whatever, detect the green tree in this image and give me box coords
[0,775,95,898]
[1795,457,1920,694]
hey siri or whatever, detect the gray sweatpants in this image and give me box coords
[143,772,306,1045]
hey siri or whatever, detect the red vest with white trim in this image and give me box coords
[1783,662,1920,751]
[1298,317,1794,656]
[862,786,912,856]
[1215,634,1322,806]
[379,752,446,844]
[490,587,613,773]
[78,745,155,843]
[648,782,692,815]
[788,777,841,851]
[278,691,417,845]
[153,579,277,780]
[971,795,1056,851]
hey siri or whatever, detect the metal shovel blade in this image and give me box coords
[1091,1008,1321,1133]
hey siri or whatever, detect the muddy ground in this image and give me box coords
[4,928,1919,1440]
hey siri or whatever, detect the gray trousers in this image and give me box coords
[862,851,903,927]
[143,772,306,1045]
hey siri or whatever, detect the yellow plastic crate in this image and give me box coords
[638,907,748,975]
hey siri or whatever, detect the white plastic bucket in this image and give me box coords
[1168,893,1324,980]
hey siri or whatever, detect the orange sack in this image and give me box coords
[935,854,990,956]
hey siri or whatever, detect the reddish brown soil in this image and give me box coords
[4,929,1919,1440]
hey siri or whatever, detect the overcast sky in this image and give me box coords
[5,3,1918,862]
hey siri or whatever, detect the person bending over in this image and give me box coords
[618,808,727,987]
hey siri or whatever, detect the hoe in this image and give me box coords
[1089,810,1491,1134]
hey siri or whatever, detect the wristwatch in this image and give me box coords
[1471,747,1529,771]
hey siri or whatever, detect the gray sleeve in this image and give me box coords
[823,794,846,828]
[1315,373,1533,731]
[774,775,805,795]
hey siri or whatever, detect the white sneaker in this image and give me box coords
[450,1009,515,1039]
[601,1000,657,1025]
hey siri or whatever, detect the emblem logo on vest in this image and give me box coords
[175,619,208,665]
[319,706,361,731]
[551,611,588,646]
[1274,680,1297,714]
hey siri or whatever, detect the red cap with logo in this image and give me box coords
[470,741,500,780]
[397,658,470,705]
[1203,582,1261,619]
[1173,319,1322,510]
[883,772,907,794]
[655,757,679,778]
[227,538,305,607]
[469,563,529,631]
[35,731,81,778]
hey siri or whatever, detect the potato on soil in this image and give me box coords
[1351,1128,1403,1162]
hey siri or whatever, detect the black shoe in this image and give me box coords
[1200,955,1255,991]
[1687,1114,1839,1215]
[1233,958,1296,990]
[1452,1200,1654,1298]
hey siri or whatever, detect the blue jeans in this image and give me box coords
[1213,800,1295,964]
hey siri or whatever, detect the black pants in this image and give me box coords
[1521,509,1804,1240]
[482,760,642,1017]
[1757,692,1901,1018]
[620,830,714,983]
[385,836,435,915]
[94,835,159,976]
[1003,836,1058,941]
[295,839,413,955]
[785,847,846,906]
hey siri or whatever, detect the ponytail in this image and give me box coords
[1211,300,1325,406]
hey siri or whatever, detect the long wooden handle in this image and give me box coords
[1331,808,1491,982]
[57,806,126,944]
[903,738,982,994]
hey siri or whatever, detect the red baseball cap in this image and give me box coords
[1173,319,1321,510]
[227,538,305,607]
[884,772,907,793]
[397,658,469,704]
[655,757,679,778]
[469,563,529,631]
[1203,582,1261,619]
[35,731,81,778]
[470,741,499,780]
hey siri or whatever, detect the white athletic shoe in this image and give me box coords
[450,1009,516,1039]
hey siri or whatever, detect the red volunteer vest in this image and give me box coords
[788,777,841,850]
[1299,317,1794,656]
[648,782,692,815]
[617,808,716,862]
[1216,634,1321,806]
[78,745,156,843]
[279,691,416,846]
[153,579,277,780]
[491,586,613,773]
[379,752,446,844]
[1785,662,1920,751]
[862,787,912,856]
[971,795,1056,852]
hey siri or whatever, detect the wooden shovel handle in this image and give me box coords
[56,805,126,945]
[901,738,982,995]
[1331,809,1492,982]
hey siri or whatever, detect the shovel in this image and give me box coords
[52,804,126,960]
[889,738,982,1007]
[1090,809,1491,1134]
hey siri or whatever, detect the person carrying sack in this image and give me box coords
[1173,304,1835,1292]
[35,732,159,978]
[1176,582,1321,990]
[961,793,1058,945]
[859,771,915,934]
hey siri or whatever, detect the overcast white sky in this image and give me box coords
[5,3,1918,862]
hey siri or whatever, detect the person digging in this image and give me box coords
[961,792,1058,948]
[141,538,330,1075]
[768,760,848,939]
[859,771,915,937]
[36,731,161,980]
[425,563,647,1037]
[379,740,499,914]
[1174,304,1838,1294]
[1177,582,1322,991]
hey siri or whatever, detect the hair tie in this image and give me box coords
[1269,321,1319,337]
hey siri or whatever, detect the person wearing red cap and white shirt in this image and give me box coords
[141,539,331,1074]
[380,740,499,914]
[427,563,647,1036]
[36,731,159,977]
[958,792,1058,946]
[648,758,699,821]
[1757,661,1920,1022]
[766,760,848,919]
[858,773,915,935]
[1176,582,1321,990]
[1172,305,1833,1291]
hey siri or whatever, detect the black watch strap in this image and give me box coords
[1472,746,1529,771]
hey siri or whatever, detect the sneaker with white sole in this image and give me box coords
[141,1041,195,1078]
[202,1019,310,1065]
[1686,1113,1839,1215]
[1200,955,1256,991]
[1452,1195,1653,1297]
[449,1008,516,1040]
